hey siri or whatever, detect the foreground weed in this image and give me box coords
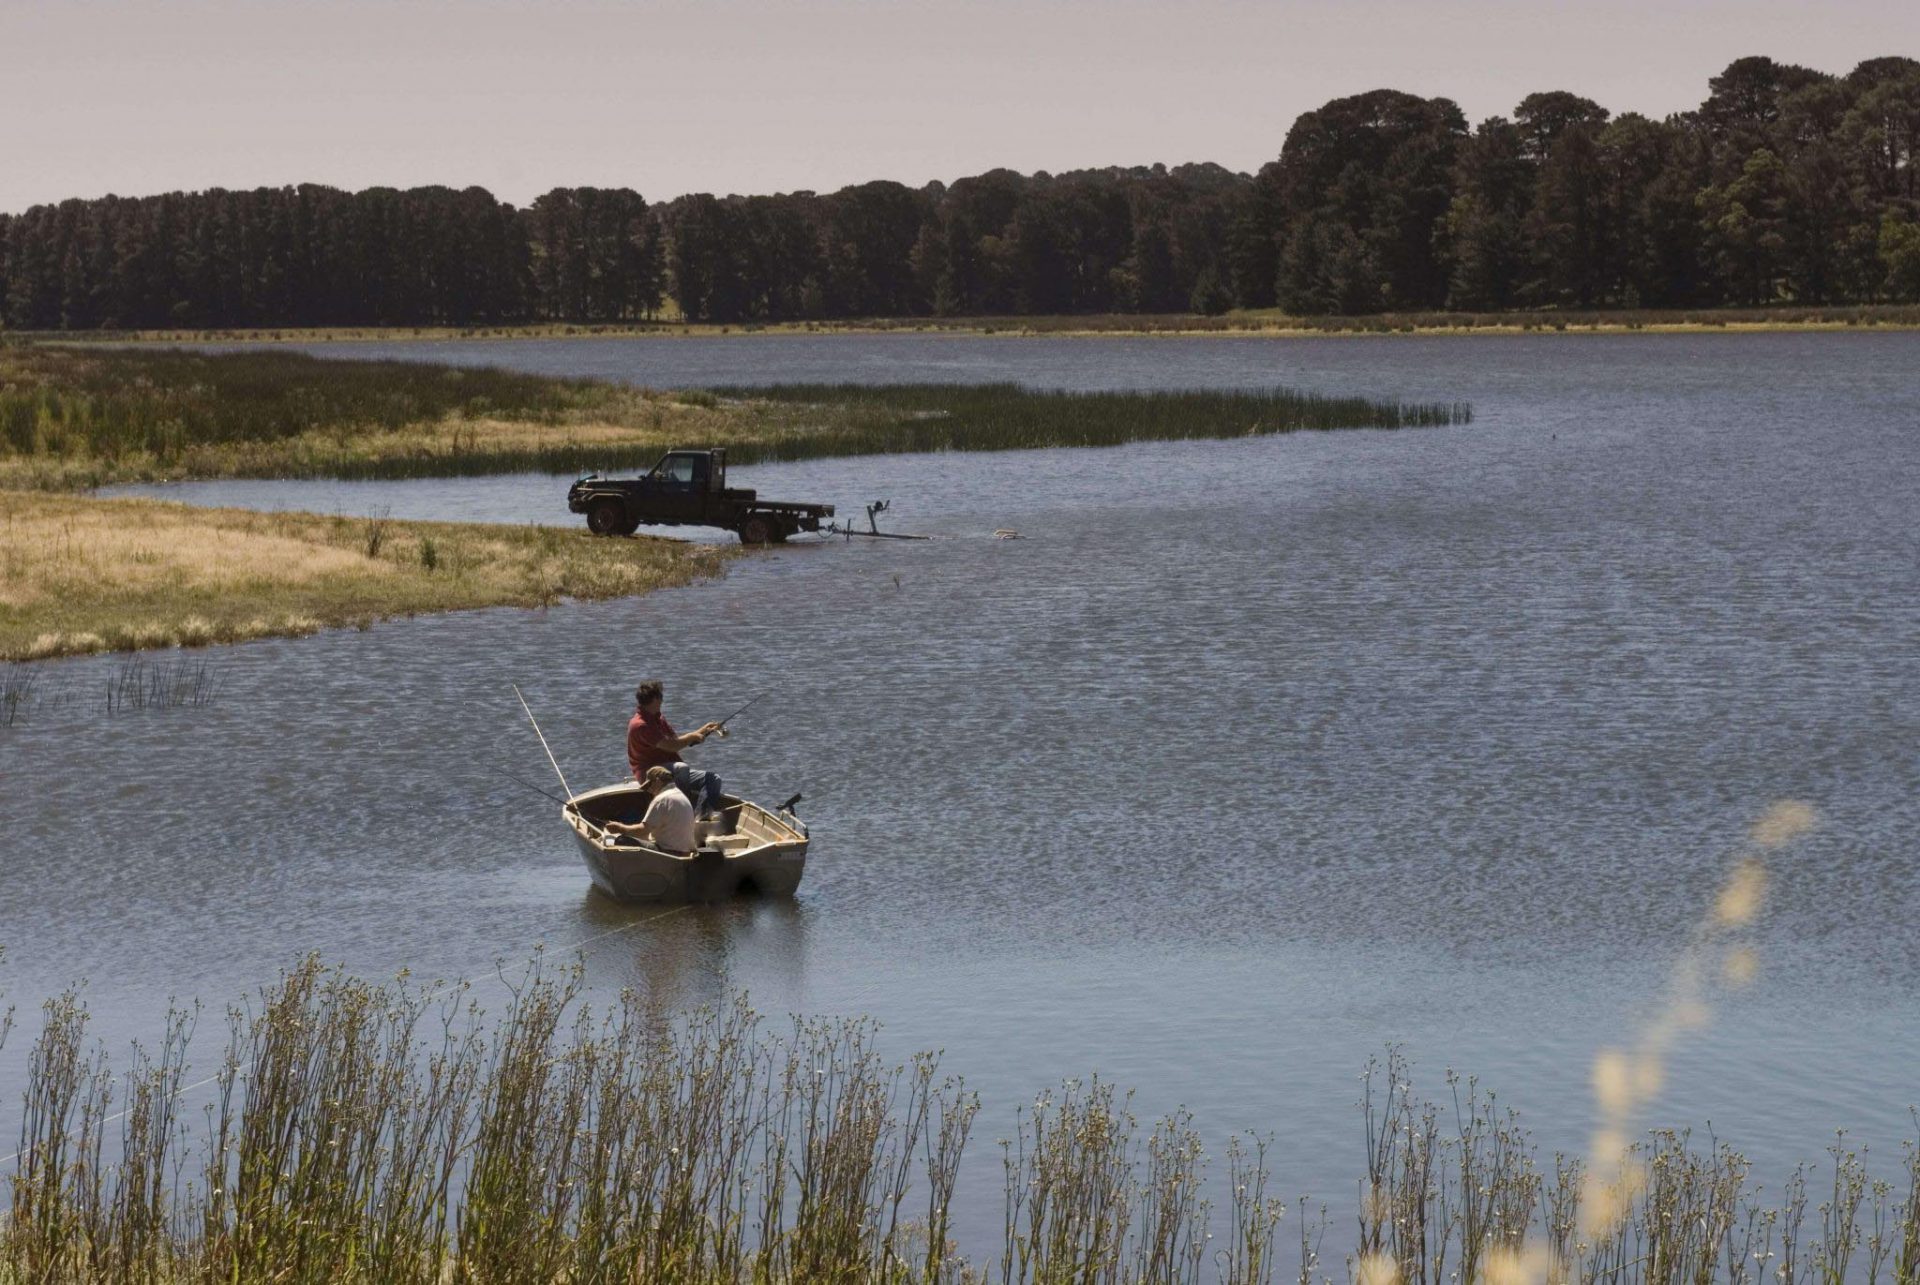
[2,959,1916,1284]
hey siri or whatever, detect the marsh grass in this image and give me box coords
[2,966,1916,1285]
[0,665,33,725]
[0,491,736,662]
[278,381,1467,482]
[713,384,1470,462]
[0,345,1467,488]
[100,657,223,715]
[0,344,625,457]
[0,344,696,489]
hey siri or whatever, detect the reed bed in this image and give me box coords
[0,345,691,489]
[2,964,1915,1285]
[99,657,223,715]
[304,381,1468,482]
[0,344,626,456]
[0,344,1467,488]
[716,384,1470,461]
[0,665,32,726]
[0,657,223,721]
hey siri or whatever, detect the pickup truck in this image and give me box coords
[567,449,835,544]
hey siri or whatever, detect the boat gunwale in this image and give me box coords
[563,782,807,857]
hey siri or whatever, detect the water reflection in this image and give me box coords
[571,894,814,1012]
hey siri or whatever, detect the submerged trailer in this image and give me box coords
[568,448,834,544]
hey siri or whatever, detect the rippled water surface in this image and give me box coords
[7,333,1919,1251]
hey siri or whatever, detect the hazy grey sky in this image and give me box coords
[4,0,1916,214]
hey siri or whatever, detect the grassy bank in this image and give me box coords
[0,344,1468,489]
[2,958,1915,1285]
[0,343,715,489]
[0,491,734,662]
[20,300,1920,343]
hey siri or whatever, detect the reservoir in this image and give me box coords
[5,331,1917,1253]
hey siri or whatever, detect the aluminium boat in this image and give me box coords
[563,781,809,903]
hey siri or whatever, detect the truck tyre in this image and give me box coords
[587,498,628,536]
[739,515,773,545]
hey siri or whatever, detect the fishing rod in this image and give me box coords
[710,692,767,740]
[510,684,620,842]
[513,683,574,800]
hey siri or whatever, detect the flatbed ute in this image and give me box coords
[567,449,834,544]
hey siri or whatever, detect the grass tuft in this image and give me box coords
[101,656,223,714]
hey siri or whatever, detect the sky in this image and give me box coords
[3,0,1917,215]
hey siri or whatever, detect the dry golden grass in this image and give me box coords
[0,490,737,661]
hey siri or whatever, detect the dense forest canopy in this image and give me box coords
[3,54,1917,328]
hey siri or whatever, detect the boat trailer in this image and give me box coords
[824,500,931,541]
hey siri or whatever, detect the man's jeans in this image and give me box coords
[670,763,723,814]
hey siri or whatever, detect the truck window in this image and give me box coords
[656,456,700,488]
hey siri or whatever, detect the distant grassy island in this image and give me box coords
[20,300,1920,346]
[0,343,1467,660]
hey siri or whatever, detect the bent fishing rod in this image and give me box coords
[710,692,767,740]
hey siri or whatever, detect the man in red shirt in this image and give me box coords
[627,679,725,814]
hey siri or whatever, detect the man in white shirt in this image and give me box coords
[605,766,697,854]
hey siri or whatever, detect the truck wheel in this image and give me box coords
[587,499,628,536]
[739,515,773,545]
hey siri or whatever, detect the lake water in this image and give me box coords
[5,333,1918,1257]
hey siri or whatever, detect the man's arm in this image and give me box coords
[648,721,724,753]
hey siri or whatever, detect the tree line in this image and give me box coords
[3,54,1917,329]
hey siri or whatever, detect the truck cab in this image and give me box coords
[635,449,740,525]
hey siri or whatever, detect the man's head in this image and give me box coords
[635,679,663,714]
[642,765,673,794]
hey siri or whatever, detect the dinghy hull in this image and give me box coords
[563,782,808,903]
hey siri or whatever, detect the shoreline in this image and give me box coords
[0,351,1461,663]
[15,303,1920,345]
[0,491,738,664]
